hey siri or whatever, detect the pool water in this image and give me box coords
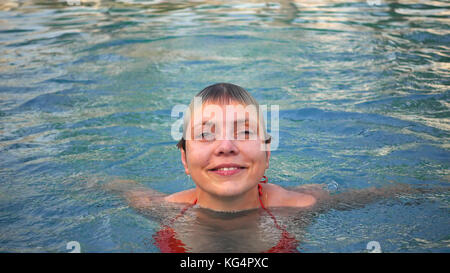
[0,0,449,253]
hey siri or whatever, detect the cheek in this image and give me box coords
[241,143,267,166]
[186,146,210,169]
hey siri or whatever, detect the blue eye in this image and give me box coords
[200,132,215,141]
[237,130,255,140]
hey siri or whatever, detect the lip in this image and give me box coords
[208,163,247,176]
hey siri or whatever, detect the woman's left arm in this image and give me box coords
[292,182,448,211]
[289,184,331,203]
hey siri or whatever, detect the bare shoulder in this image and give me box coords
[263,183,317,208]
[164,188,196,204]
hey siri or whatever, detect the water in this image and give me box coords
[0,0,449,253]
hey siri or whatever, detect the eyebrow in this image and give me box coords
[193,120,215,129]
[235,119,249,124]
[194,119,250,126]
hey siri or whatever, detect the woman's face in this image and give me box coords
[181,101,270,198]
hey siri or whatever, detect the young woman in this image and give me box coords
[106,83,429,253]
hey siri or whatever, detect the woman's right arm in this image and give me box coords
[104,179,166,210]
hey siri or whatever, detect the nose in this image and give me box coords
[214,139,239,156]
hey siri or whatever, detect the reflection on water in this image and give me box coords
[0,0,448,252]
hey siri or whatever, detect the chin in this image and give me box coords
[210,181,254,197]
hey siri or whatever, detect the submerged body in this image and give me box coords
[154,181,301,253]
[106,177,423,252]
[106,177,328,252]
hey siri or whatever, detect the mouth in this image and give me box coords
[208,164,247,176]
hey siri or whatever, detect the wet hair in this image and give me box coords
[176,83,271,151]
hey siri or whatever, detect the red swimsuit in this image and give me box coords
[153,179,299,253]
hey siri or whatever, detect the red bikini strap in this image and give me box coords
[168,197,197,226]
[258,176,287,232]
[258,176,268,209]
[258,184,265,209]
[258,183,290,242]
[260,175,268,183]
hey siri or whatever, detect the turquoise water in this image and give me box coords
[0,0,449,252]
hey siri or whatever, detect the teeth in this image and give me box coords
[217,167,238,171]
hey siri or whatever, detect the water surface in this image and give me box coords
[0,0,449,252]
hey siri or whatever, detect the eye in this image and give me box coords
[237,130,254,140]
[199,132,215,141]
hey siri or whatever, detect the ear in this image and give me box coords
[180,148,190,175]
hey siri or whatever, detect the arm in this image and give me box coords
[291,182,448,212]
[327,184,410,211]
[328,183,450,210]
[103,179,166,210]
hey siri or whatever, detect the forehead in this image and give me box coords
[191,101,259,124]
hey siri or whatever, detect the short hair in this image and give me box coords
[176,83,271,151]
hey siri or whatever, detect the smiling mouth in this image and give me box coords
[209,166,247,176]
[210,166,246,171]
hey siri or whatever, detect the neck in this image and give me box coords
[194,186,260,212]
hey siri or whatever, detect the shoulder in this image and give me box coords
[164,188,196,204]
[263,183,316,208]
